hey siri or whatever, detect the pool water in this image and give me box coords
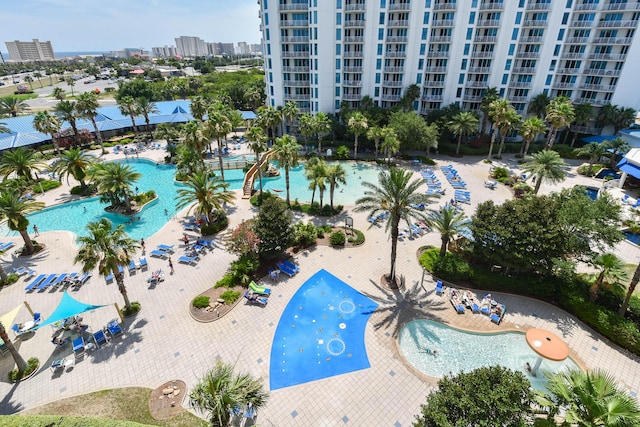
[258,161,384,206]
[595,168,621,180]
[269,269,378,390]
[625,231,640,245]
[584,187,599,201]
[398,319,580,391]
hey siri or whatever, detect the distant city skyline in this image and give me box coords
[3,0,261,53]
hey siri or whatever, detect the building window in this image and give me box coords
[379,29,384,40]
[456,87,462,97]
[505,59,511,70]
[269,73,273,83]
[508,44,515,55]
[376,73,381,83]
[336,59,340,69]
[502,74,508,84]
[380,12,385,24]
[422,28,428,40]
[549,60,556,71]
[381,0,386,7]
[336,29,341,40]
[469,12,476,24]
[461,59,467,70]
[336,73,340,83]
[562,13,569,25]
[378,44,383,55]
[265,13,269,25]
[336,44,341,55]
[336,87,340,96]
[566,0,572,7]
[336,100,341,110]
[424,12,430,25]
[375,87,380,96]
[425,0,431,7]
[336,13,341,25]
[420,44,426,55]
[336,0,342,8]
[419,59,424,69]
[466,28,473,40]
[512,28,519,40]
[417,74,422,84]
[557,29,565,40]
[266,29,270,41]
[553,44,560,56]
[459,73,465,84]
[545,75,552,85]
[376,59,382,69]
[515,12,522,25]
[518,0,524,7]
[463,44,470,55]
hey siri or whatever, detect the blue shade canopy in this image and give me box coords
[618,158,640,179]
[582,135,617,144]
[35,291,106,329]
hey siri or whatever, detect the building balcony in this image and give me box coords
[519,35,543,43]
[463,94,483,102]
[515,51,540,58]
[598,19,636,28]
[552,82,576,89]
[474,35,498,43]
[479,2,504,10]
[421,94,444,101]
[387,20,410,27]
[384,51,407,58]
[587,53,627,60]
[556,67,582,74]
[388,2,411,11]
[281,36,309,43]
[383,80,404,87]
[509,81,532,88]
[283,80,310,87]
[465,80,488,87]
[281,51,309,58]
[566,36,590,43]
[561,52,585,59]
[507,95,529,102]
[512,67,537,73]
[570,20,593,27]
[470,51,494,58]
[592,37,634,44]
[432,2,457,11]
[477,19,502,27]
[430,35,453,42]
[584,68,621,76]
[344,20,366,27]
[468,66,491,73]
[428,51,450,58]
[343,51,364,58]
[604,2,640,10]
[523,19,548,27]
[342,93,362,100]
[284,93,310,100]
[344,3,366,11]
[344,66,363,72]
[579,83,616,91]
[383,66,404,73]
[424,66,447,73]
[431,19,455,27]
[280,19,309,27]
[342,80,363,87]
[278,3,308,11]
[575,97,608,106]
[571,124,602,134]
[574,3,598,10]
[343,36,365,43]
[282,66,309,72]
[526,2,551,11]
[386,36,408,43]
[381,93,402,101]
[424,80,446,87]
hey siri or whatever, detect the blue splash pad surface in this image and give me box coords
[269,269,378,390]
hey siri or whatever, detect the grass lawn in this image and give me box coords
[21,387,207,427]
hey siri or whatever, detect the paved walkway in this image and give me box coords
[0,149,639,426]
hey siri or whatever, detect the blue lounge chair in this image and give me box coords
[178,255,198,265]
[24,269,36,279]
[128,259,137,273]
[106,319,123,336]
[93,329,109,347]
[184,224,199,231]
[139,257,148,270]
[74,272,91,286]
[72,336,85,355]
[150,250,167,259]
[11,324,23,337]
[435,280,443,295]
[157,244,174,252]
[249,281,271,295]
[51,273,68,288]
[25,274,46,291]
[0,242,15,251]
[33,312,43,324]
[277,262,296,277]
[282,260,300,273]
[196,239,213,248]
[12,267,27,276]
[37,274,58,291]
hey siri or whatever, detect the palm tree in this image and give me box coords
[175,170,235,226]
[0,321,27,372]
[154,122,180,146]
[589,253,627,302]
[327,164,347,210]
[574,142,607,176]
[281,100,299,135]
[519,116,547,156]
[520,150,567,194]
[311,112,332,154]
[91,162,141,212]
[52,147,96,189]
[257,105,281,144]
[596,103,618,131]
[0,191,44,254]
[246,126,268,194]
[348,111,369,160]
[604,137,630,168]
[620,263,640,316]
[33,111,62,153]
[428,206,469,258]
[189,360,269,427]
[381,127,400,166]
[205,107,233,181]
[367,126,385,159]
[272,134,301,207]
[52,87,65,101]
[496,108,521,158]
[545,96,575,149]
[23,75,34,90]
[65,77,76,96]
[528,92,551,119]
[612,106,637,134]
[181,121,208,163]
[398,83,420,112]
[117,96,141,140]
[0,96,30,117]
[487,99,510,160]
[447,111,479,156]
[298,112,315,146]
[54,100,79,143]
[0,121,9,134]
[569,103,594,147]
[75,91,104,152]
[190,95,210,122]
[305,157,327,206]
[136,98,159,140]
[537,369,640,426]
[479,87,499,135]
[0,147,46,181]
[75,219,138,311]
[33,72,43,88]
[355,168,433,288]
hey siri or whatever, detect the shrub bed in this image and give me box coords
[329,231,346,246]
[8,357,39,383]
[220,290,241,304]
[192,296,210,308]
[36,180,61,192]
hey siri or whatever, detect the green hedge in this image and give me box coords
[220,290,241,304]
[192,296,210,308]
[37,179,61,192]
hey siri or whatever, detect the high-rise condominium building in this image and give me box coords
[5,39,55,61]
[152,45,178,58]
[258,0,640,117]
[175,36,208,57]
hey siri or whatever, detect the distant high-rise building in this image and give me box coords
[209,42,235,56]
[108,48,149,59]
[152,46,178,58]
[237,42,249,55]
[258,0,640,115]
[249,44,263,55]
[175,36,207,57]
[5,39,55,61]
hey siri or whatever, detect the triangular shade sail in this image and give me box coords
[35,292,106,329]
[0,304,24,329]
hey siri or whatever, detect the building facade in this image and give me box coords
[175,36,208,57]
[5,39,55,61]
[152,45,178,58]
[258,0,640,116]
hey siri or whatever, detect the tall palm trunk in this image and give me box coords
[129,114,139,139]
[354,135,359,160]
[145,118,153,140]
[533,177,542,195]
[546,129,557,150]
[90,117,105,154]
[255,152,263,194]
[440,236,449,258]
[115,272,132,310]
[319,187,325,208]
[0,323,27,372]
[497,134,507,158]
[216,138,226,181]
[285,167,291,207]
[330,187,335,210]
[487,129,497,160]
[619,264,640,316]
[0,263,7,282]
[317,136,323,155]
[19,229,35,254]
[456,134,463,156]
[590,272,605,301]
[374,140,379,159]
[389,218,399,289]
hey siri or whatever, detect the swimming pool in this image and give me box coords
[594,168,621,180]
[258,161,384,206]
[398,319,580,391]
[269,269,378,390]
[625,231,640,246]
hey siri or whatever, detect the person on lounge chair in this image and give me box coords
[247,291,258,302]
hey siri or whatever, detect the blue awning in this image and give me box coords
[617,158,640,179]
[35,291,107,329]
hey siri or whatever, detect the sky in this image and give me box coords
[3,0,262,53]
